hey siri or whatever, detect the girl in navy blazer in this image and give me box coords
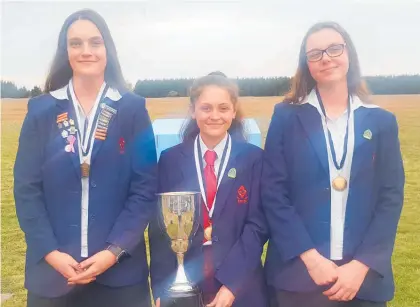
[13,9,157,307]
[262,22,404,307]
[149,72,269,307]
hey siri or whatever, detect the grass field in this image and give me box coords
[2,95,419,306]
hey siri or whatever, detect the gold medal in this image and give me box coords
[332,176,347,191]
[81,162,90,178]
[204,225,212,241]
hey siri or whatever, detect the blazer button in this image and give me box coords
[91,181,97,188]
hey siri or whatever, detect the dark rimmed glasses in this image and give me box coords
[306,43,346,62]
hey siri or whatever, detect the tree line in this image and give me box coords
[1,81,43,99]
[1,75,419,99]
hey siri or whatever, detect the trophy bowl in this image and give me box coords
[156,191,204,307]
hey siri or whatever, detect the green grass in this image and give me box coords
[2,99,420,306]
[386,103,420,307]
[2,122,27,306]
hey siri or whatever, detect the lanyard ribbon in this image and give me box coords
[67,83,109,158]
[316,88,351,170]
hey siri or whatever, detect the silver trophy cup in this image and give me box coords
[157,191,204,307]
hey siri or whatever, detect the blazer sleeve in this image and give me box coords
[215,151,269,296]
[354,112,405,277]
[106,97,158,254]
[261,103,315,261]
[14,98,59,263]
[148,150,177,301]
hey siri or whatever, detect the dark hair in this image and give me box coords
[181,72,246,143]
[207,71,228,77]
[44,9,126,92]
[285,21,370,104]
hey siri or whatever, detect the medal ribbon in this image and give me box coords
[194,134,231,218]
[316,88,351,171]
[67,83,109,159]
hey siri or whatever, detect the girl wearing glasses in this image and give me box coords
[262,21,404,307]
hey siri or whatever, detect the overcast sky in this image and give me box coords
[1,0,420,89]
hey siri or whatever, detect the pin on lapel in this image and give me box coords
[237,185,248,204]
[228,168,236,178]
[363,129,372,140]
[94,103,117,141]
[119,137,126,154]
[68,126,77,135]
[56,112,68,124]
[65,135,76,153]
[101,103,117,115]
[95,128,107,141]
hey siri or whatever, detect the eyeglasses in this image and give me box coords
[306,43,346,62]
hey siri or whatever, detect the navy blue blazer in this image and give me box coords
[13,87,157,297]
[148,139,269,307]
[262,100,405,302]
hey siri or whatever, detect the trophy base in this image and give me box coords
[161,287,204,307]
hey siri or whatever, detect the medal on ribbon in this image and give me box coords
[194,134,232,242]
[67,83,111,178]
[194,134,231,216]
[316,89,351,192]
[204,225,213,241]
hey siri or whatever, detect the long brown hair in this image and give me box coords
[285,21,370,104]
[44,9,126,93]
[181,72,246,143]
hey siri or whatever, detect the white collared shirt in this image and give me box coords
[199,133,228,177]
[306,90,355,260]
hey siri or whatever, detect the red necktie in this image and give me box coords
[202,150,217,243]
[202,150,218,300]
[204,150,217,210]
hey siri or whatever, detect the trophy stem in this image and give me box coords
[174,253,189,285]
